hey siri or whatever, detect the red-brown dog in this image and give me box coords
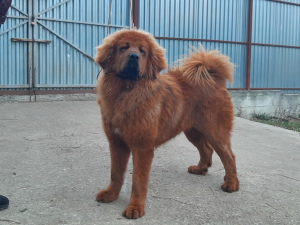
[95,29,239,219]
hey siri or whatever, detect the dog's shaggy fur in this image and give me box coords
[95,29,239,219]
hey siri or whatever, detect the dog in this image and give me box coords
[95,29,239,219]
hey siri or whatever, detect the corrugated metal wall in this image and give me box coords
[140,0,248,41]
[0,1,29,88]
[0,0,131,89]
[251,0,300,90]
[139,0,300,92]
[1,0,299,93]
[34,0,130,88]
[139,0,249,89]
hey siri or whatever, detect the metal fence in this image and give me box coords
[0,0,299,96]
[138,0,300,92]
[0,0,131,95]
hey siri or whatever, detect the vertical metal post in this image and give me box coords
[28,0,33,101]
[132,0,139,29]
[32,0,38,94]
[246,0,253,90]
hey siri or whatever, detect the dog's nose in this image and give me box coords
[129,53,139,60]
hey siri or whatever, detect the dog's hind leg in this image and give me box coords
[96,135,131,203]
[209,138,239,192]
[184,128,214,175]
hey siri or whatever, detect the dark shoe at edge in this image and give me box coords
[0,195,9,210]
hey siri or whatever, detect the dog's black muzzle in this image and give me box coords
[120,53,140,81]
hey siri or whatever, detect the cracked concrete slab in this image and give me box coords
[0,101,299,225]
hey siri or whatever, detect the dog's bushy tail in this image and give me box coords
[179,46,235,87]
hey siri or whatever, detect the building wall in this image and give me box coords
[230,90,300,119]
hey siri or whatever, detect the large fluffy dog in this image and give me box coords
[95,29,239,219]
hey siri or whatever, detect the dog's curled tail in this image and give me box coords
[180,46,235,87]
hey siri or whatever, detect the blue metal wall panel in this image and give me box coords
[251,46,300,88]
[252,0,300,46]
[139,0,249,89]
[35,0,130,87]
[1,0,299,92]
[251,0,300,90]
[0,0,130,89]
[0,1,29,88]
[140,0,249,42]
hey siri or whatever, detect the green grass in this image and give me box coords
[252,113,300,132]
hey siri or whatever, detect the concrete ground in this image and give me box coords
[0,101,299,225]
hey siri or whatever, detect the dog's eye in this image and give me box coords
[139,48,145,54]
[120,46,129,51]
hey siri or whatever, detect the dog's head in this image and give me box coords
[95,29,167,80]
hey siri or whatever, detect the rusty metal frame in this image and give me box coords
[0,89,96,96]
[154,36,247,45]
[267,0,300,6]
[251,88,300,90]
[132,0,139,29]
[28,0,33,101]
[2,87,300,97]
[252,43,300,49]
[11,38,52,43]
[246,0,253,90]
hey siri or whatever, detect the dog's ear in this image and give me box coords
[95,44,115,70]
[149,44,167,78]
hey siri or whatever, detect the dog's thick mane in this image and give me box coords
[179,46,235,87]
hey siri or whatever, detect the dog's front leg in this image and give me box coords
[96,136,131,203]
[122,148,154,219]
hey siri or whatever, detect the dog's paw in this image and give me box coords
[188,165,209,175]
[96,189,119,203]
[122,204,145,219]
[221,177,239,192]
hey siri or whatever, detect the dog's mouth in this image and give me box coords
[119,61,140,81]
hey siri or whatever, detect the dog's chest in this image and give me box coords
[101,90,148,122]
[101,92,162,139]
